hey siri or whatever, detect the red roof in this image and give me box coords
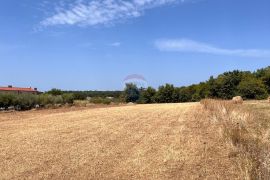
[0,87,38,92]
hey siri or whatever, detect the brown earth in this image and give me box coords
[0,103,244,179]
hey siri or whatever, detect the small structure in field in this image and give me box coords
[232,96,243,104]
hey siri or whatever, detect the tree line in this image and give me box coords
[122,66,270,103]
[0,66,269,110]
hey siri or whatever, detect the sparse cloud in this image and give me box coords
[40,0,186,27]
[109,42,121,47]
[154,39,270,58]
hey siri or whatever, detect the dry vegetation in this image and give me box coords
[200,99,270,179]
[0,101,269,179]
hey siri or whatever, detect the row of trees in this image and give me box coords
[1,66,269,110]
[122,67,270,103]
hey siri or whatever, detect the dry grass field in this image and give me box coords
[0,101,269,179]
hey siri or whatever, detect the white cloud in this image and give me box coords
[154,39,270,58]
[40,0,182,27]
[109,42,121,47]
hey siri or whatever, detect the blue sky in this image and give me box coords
[0,0,270,91]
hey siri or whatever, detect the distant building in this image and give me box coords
[0,85,39,95]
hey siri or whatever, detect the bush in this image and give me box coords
[62,90,122,99]
[14,94,39,110]
[53,95,64,104]
[0,92,111,111]
[62,93,75,104]
[0,93,16,109]
[0,94,16,109]
[73,100,88,107]
[39,94,55,105]
[89,97,112,105]
[0,93,40,110]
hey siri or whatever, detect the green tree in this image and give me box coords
[140,87,156,103]
[262,73,270,93]
[155,84,177,103]
[47,88,63,96]
[178,87,192,102]
[122,83,140,103]
[255,66,270,93]
[209,71,250,99]
[178,85,201,102]
[237,77,268,100]
[197,82,210,99]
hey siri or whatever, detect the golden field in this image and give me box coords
[0,101,269,179]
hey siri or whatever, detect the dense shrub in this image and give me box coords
[53,95,64,104]
[39,94,55,105]
[89,97,112,105]
[63,90,122,100]
[0,93,16,109]
[0,92,75,111]
[73,100,88,107]
[14,94,39,110]
[0,93,39,110]
[62,93,75,104]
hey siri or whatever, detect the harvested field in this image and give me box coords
[1,102,265,179]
